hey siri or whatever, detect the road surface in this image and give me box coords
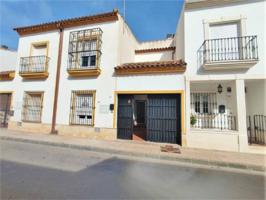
[0,139,265,199]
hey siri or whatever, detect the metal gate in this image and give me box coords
[247,115,266,145]
[146,94,181,144]
[117,95,133,140]
[0,93,12,127]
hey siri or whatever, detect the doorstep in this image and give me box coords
[0,128,265,172]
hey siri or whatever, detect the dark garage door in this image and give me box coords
[117,95,133,140]
[147,94,181,144]
[117,94,181,145]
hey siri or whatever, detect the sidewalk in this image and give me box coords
[0,128,265,172]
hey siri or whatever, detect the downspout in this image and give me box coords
[51,24,64,134]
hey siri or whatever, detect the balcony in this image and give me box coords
[67,51,101,77]
[67,28,102,77]
[200,35,258,70]
[19,56,49,79]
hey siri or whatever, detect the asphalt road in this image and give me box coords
[0,139,265,200]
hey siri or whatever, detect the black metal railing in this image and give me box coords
[67,50,101,71]
[20,56,49,73]
[191,113,237,130]
[247,115,266,145]
[200,35,258,64]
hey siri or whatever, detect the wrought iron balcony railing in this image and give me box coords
[19,56,49,74]
[200,35,258,64]
[191,113,237,131]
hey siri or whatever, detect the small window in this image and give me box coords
[81,55,96,67]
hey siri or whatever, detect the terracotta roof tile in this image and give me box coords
[14,10,119,35]
[115,60,186,75]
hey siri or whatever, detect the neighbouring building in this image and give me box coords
[0,45,17,127]
[0,0,265,153]
[176,0,266,153]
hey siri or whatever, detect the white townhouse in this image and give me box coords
[0,0,265,154]
[175,0,266,152]
[0,10,186,145]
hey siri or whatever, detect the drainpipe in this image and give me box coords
[51,24,64,134]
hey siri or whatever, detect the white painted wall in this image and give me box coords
[117,14,139,65]
[0,48,17,71]
[245,79,266,116]
[56,21,120,128]
[175,4,185,60]
[135,51,173,62]
[137,38,174,50]
[8,31,60,124]
[116,74,185,91]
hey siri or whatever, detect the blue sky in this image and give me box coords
[0,0,184,50]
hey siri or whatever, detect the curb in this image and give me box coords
[1,136,265,172]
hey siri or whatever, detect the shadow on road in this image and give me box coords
[1,158,265,199]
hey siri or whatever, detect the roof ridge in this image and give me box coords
[14,10,119,35]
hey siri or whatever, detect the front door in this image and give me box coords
[117,95,133,140]
[0,93,12,128]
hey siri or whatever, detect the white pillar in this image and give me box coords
[185,78,191,146]
[235,79,248,152]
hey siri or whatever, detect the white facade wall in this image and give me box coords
[1,31,60,125]
[135,51,173,62]
[116,74,184,91]
[245,80,266,116]
[137,38,174,50]
[0,48,17,72]
[57,21,119,128]
[117,15,139,65]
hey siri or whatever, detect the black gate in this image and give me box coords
[247,115,266,145]
[117,95,133,140]
[146,94,181,144]
[0,93,12,128]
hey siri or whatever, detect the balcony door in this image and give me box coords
[209,22,241,61]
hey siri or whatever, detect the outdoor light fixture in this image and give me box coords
[217,84,223,93]
[227,87,232,93]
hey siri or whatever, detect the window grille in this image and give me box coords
[191,93,217,114]
[190,92,236,130]
[22,92,43,122]
[69,90,95,126]
[68,28,102,71]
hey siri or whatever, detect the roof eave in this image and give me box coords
[14,10,119,36]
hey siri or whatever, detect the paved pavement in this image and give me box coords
[0,128,265,172]
[1,139,265,200]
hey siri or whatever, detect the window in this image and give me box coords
[22,92,43,122]
[70,90,95,126]
[81,54,96,67]
[191,93,217,114]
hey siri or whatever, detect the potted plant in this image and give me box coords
[190,115,197,126]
